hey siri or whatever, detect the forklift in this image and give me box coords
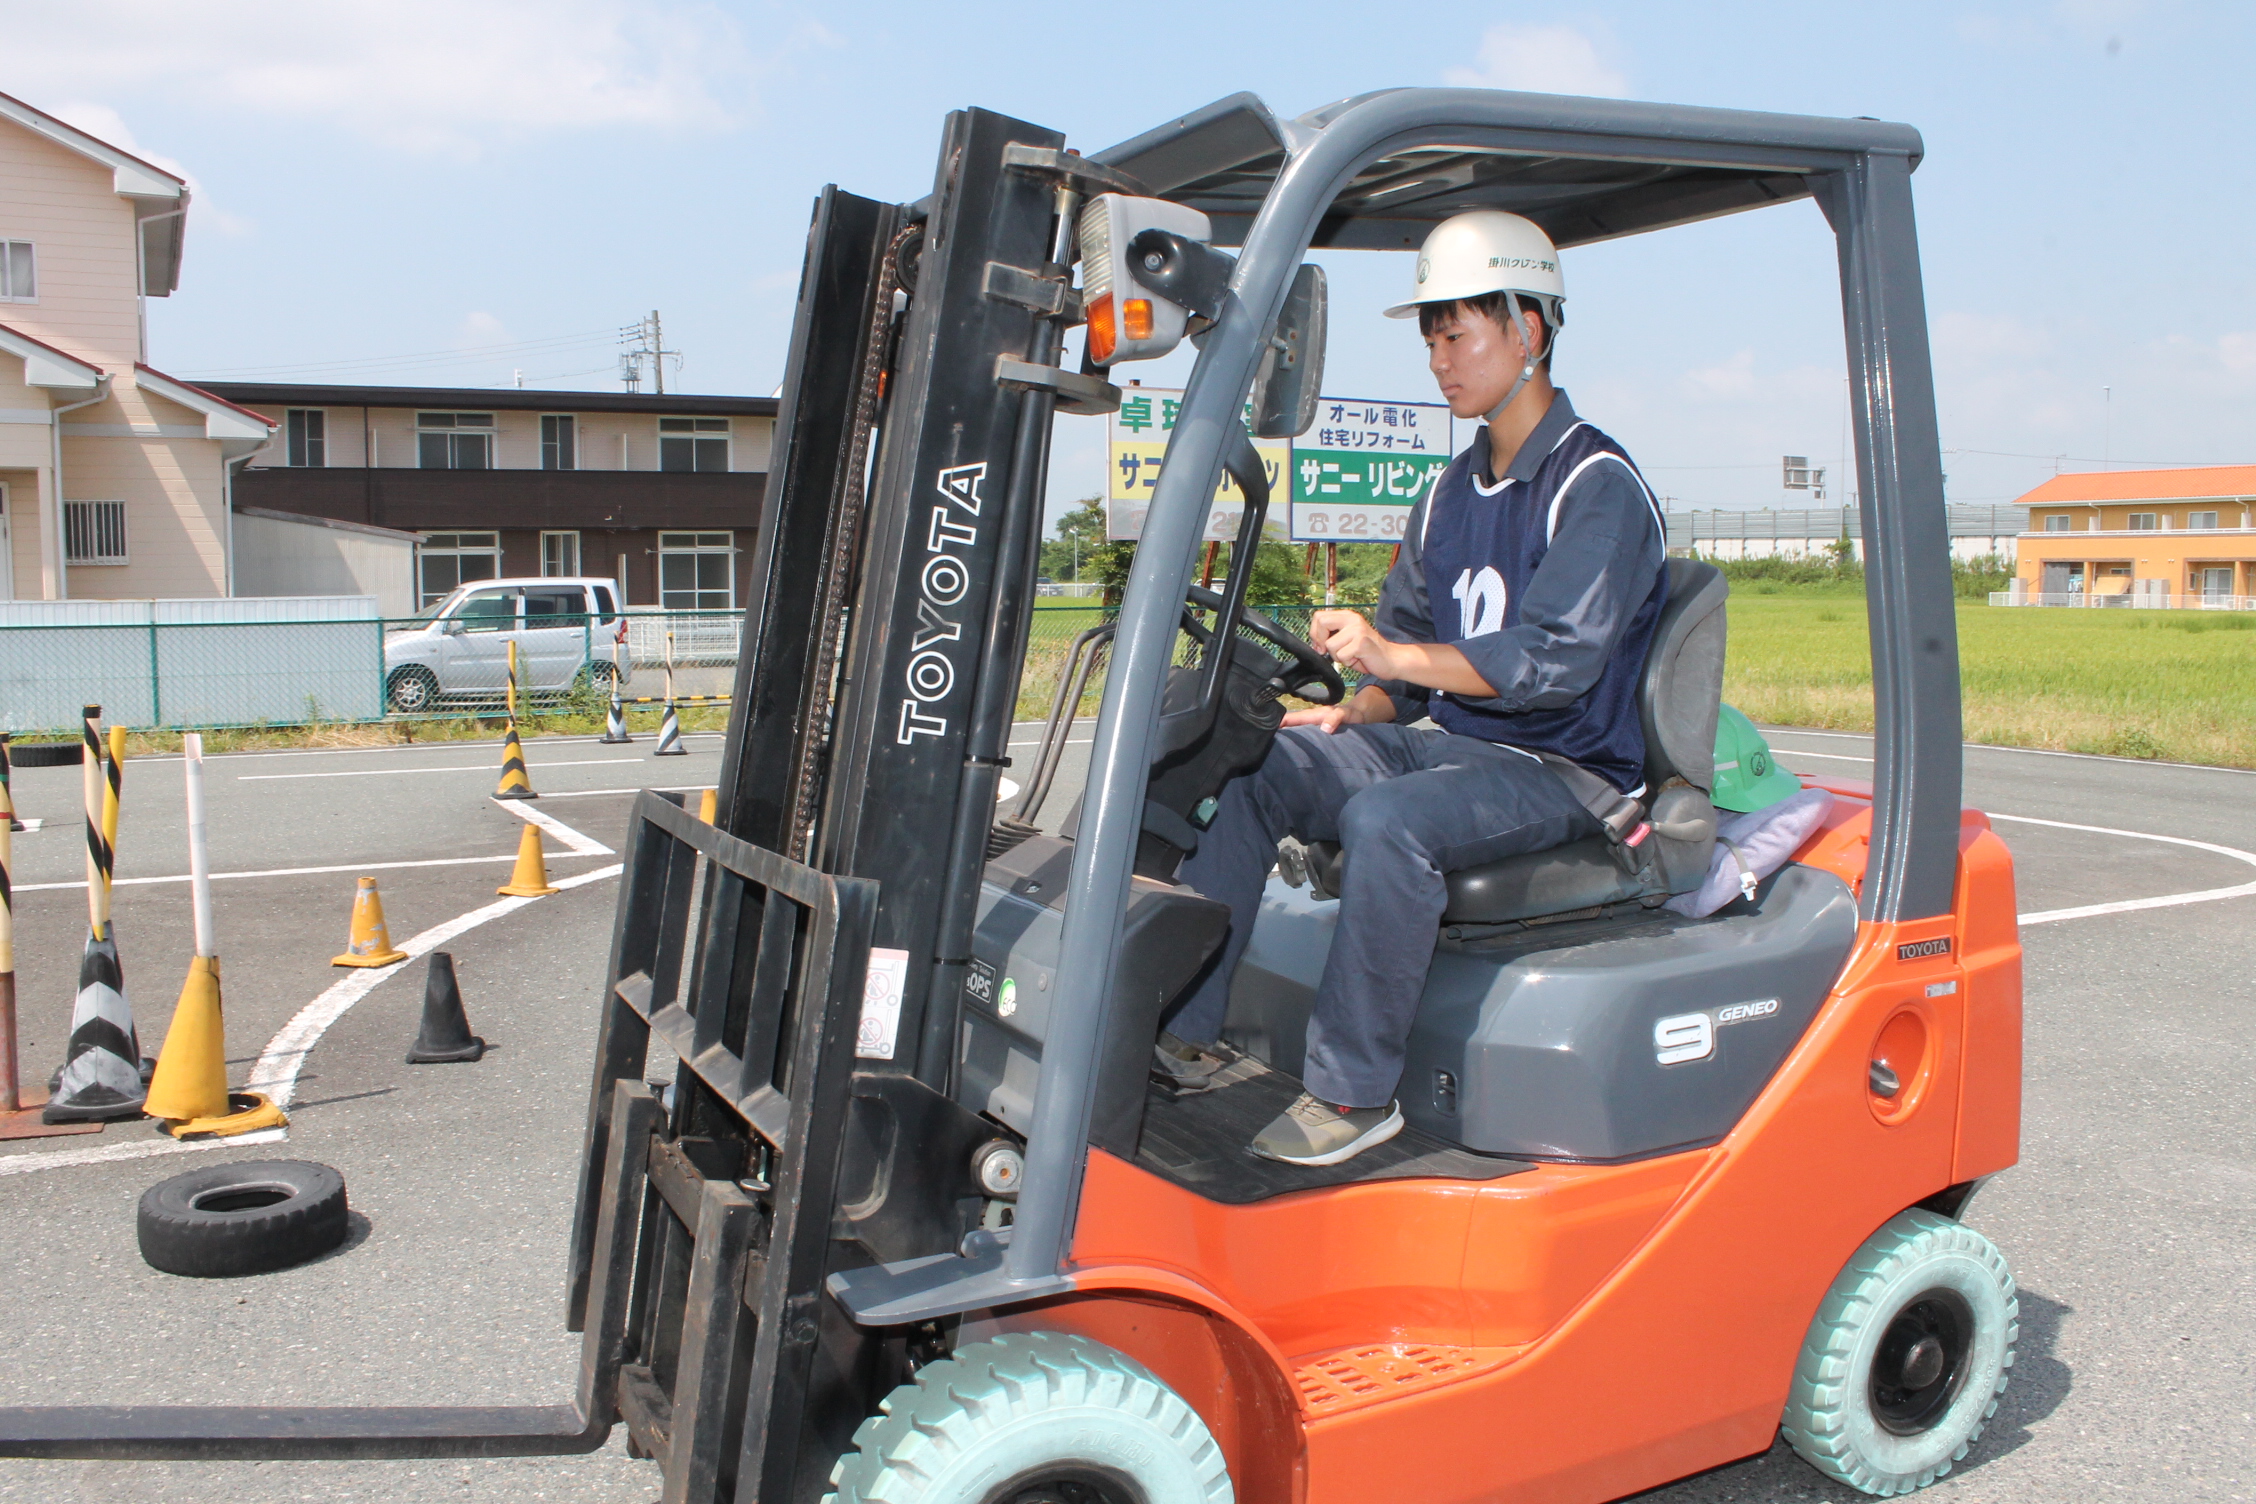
[1,86,2022,1503]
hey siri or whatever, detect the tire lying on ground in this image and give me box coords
[137,1160,351,1278]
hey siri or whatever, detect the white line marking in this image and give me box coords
[0,863,624,1177]
[1994,813,2256,926]
[494,796,612,856]
[237,759,639,781]
[13,851,604,894]
[0,1126,289,1178]
[1766,728,2256,777]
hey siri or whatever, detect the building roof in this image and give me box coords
[0,89,190,295]
[197,382,780,418]
[2016,465,2256,506]
[135,364,279,441]
[0,319,104,389]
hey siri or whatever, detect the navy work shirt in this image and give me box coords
[1367,390,1668,794]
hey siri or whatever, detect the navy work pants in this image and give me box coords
[1170,723,1598,1108]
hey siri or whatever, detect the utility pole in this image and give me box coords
[619,311,679,395]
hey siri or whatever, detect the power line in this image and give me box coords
[185,328,624,379]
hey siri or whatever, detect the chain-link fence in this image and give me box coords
[0,603,1373,736]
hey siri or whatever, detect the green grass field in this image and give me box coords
[1725,590,2256,768]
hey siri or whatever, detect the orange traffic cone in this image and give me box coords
[144,956,286,1138]
[332,877,408,967]
[494,724,537,800]
[497,821,557,897]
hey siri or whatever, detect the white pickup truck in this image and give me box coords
[383,576,626,712]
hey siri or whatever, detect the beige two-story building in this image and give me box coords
[1,89,274,602]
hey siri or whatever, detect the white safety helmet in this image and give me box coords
[1384,210,1565,321]
[1387,210,1565,421]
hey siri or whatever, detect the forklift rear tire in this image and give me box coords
[1781,1209,2017,1495]
[824,1330,1233,1504]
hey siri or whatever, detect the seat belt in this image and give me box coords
[1531,751,1652,862]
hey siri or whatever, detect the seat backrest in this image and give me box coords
[1638,558,1729,790]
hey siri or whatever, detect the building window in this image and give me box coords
[659,417,729,472]
[658,531,734,610]
[540,530,581,577]
[2188,510,2219,529]
[64,500,128,564]
[417,412,494,469]
[2126,512,2158,531]
[0,240,34,302]
[285,409,326,467]
[541,414,576,470]
[2042,514,2071,532]
[419,531,501,606]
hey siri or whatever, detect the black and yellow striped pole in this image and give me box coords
[494,639,537,799]
[653,629,686,756]
[45,706,146,1123]
[599,624,632,744]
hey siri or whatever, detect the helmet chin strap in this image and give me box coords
[1482,290,1553,427]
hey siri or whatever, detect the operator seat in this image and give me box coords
[1302,557,1728,924]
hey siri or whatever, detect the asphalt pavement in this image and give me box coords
[0,723,2249,1503]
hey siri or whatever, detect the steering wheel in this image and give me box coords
[1182,585,1346,708]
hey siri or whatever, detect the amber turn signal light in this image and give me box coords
[1085,293,1117,365]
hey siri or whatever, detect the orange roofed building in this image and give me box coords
[2009,466,2256,607]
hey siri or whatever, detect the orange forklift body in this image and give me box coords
[997,788,2020,1500]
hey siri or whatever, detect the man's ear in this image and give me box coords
[1520,305,1549,361]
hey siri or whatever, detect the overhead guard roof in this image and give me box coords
[1091,89,1924,251]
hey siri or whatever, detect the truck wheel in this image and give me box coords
[1781,1209,2017,1495]
[137,1160,351,1278]
[824,1330,1232,1504]
[387,666,440,713]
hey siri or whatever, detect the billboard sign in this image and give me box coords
[1105,386,1290,543]
[1286,398,1455,544]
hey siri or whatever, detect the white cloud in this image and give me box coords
[48,100,252,235]
[2,0,798,152]
[1443,23,1629,99]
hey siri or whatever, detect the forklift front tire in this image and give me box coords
[1781,1209,2018,1495]
[824,1330,1233,1504]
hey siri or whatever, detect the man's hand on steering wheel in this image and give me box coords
[1306,608,1409,680]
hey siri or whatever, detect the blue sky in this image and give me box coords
[6,0,2251,523]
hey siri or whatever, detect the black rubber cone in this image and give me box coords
[406,951,485,1064]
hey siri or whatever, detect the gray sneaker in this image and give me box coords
[1251,1092,1404,1166]
[1152,1032,1228,1090]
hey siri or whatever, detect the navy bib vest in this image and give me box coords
[1421,422,1667,792]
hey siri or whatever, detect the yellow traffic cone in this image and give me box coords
[144,956,286,1138]
[697,787,718,824]
[497,821,557,897]
[333,876,408,966]
[494,723,537,800]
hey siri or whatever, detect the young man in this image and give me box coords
[1167,209,1669,1166]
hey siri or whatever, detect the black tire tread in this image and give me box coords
[137,1160,350,1278]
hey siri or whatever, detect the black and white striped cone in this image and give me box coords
[44,930,144,1122]
[599,685,631,744]
[652,700,686,756]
